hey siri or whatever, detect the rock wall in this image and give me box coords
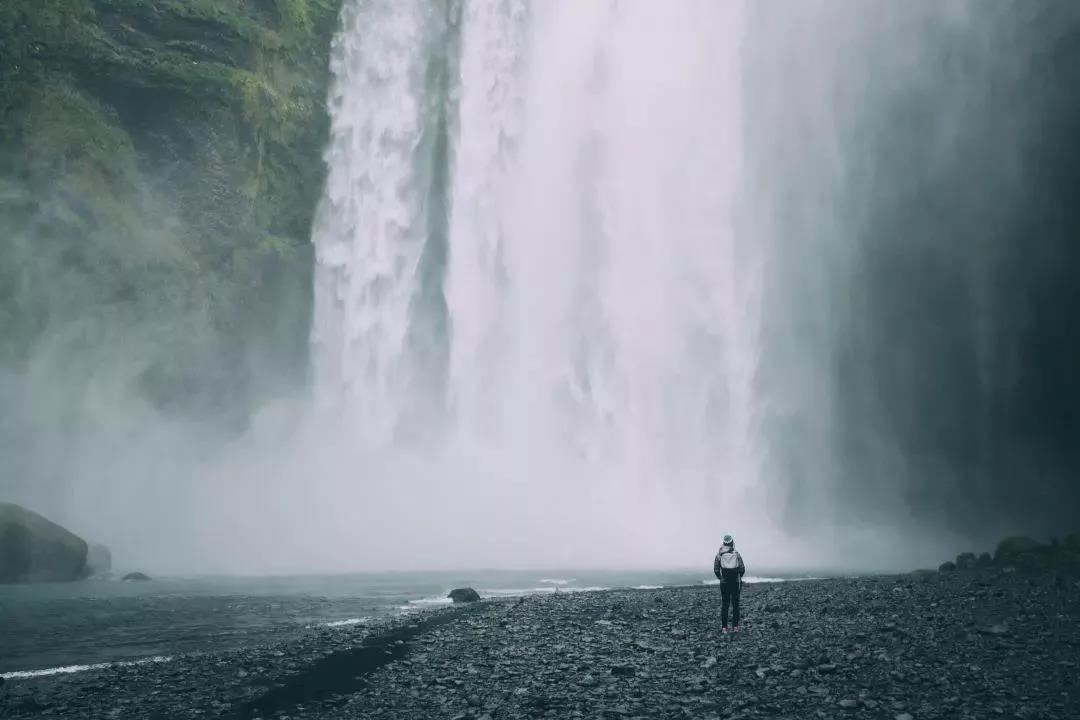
[0,0,343,425]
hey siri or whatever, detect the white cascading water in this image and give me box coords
[311,0,441,447]
[310,0,782,569]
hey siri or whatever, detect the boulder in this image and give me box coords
[122,572,152,582]
[87,544,112,576]
[993,537,1054,569]
[0,503,89,583]
[977,552,993,567]
[448,587,482,603]
[938,561,957,573]
[955,552,978,570]
[994,536,1042,566]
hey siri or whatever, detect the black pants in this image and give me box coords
[721,580,741,627]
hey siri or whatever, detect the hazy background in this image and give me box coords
[2,0,1078,576]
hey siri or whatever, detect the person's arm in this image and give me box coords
[738,553,746,577]
[713,553,723,580]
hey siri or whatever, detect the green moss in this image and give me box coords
[0,0,344,420]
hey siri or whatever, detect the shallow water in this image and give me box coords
[0,569,810,675]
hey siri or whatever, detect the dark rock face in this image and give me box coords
[448,588,481,604]
[938,561,957,573]
[0,503,88,583]
[122,572,152,582]
[955,552,978,570]
[0,0,343,448]
[87,543,112,576]
[995,536,1041,565]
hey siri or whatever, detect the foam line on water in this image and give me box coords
[2,655,173,680]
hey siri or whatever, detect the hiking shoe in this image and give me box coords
[733,625,741,633]
[721,626,729,634]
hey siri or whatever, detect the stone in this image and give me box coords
[122,572,152,581]
[994,536,1042,566]
[448,588,482,603]
[0,503,89,583]
[955,552,978,570]
[938,561,957,573]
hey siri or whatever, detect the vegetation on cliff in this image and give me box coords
[0,0,341,422]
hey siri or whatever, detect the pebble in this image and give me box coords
[3,572,1078,720]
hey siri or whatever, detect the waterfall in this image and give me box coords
[309,0,770,567]
[306,0,1011,570]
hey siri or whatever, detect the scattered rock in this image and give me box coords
[6,571,1080,720]
[448,588,481,604]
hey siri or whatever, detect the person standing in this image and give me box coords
[713,534,746,633]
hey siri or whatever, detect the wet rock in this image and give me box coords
[122,572,152,582]
[0,503,89,583]
[8,569,1080,720]
[994,536,1042,565]
[448,588,481,604]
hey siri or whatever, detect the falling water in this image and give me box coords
[309,0,774,568]
[306,0,1034,571]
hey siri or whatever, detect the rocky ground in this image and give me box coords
[3,571,1079,720]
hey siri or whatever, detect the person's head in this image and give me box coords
[723,534,734,547]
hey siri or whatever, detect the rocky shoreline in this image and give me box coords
[3,568,1078,720]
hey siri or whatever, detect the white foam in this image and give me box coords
[632,585,665,590]
[481,586,609,597]
[538,578,575,585]
[406,596,454,607]
[1,655,173,680]
[323,617,369,628]
[702,576,819,586]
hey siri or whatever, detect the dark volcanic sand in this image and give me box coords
[3,571,1078,719]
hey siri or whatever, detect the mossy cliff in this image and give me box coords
[0,0,342,423]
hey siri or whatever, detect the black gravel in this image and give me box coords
[4,571,1079,719]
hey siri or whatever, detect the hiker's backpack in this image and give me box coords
[718,549,741,578]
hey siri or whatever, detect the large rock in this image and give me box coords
[122,572,152,582]
[955,552,978,570]
[0,503,89,583]
[448,588,482,603]
[87,543,112,576]
[994,536,1043,566]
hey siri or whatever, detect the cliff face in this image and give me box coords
[0,0,342,422]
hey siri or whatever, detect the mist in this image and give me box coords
[3,0,1077,577]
